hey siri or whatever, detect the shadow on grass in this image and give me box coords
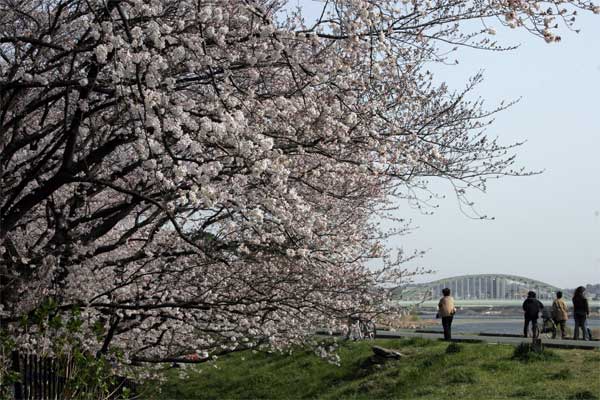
[480,360,513,372]
[398,337,436,347]
[568,390,599,400]
[419,352,447,368]
[444,367,479,384]
[548,368,574,380]
[445,342,463,354]
[510,388,536,398]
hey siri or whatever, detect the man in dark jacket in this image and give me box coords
[522,291,544,338]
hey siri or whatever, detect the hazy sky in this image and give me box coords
[295,2,600,288]
[392,14,600,288]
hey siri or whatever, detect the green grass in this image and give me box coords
[144,340,600,400]
[511,342,562,362]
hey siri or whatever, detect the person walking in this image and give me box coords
[551,291,569,339]
[438,288,456,340]
[522,291,544,338]
[572,286,590,340]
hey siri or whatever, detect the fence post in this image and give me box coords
[35,354,41,400]
[57,357,63,399]
[24,353,28,400]
[11,351,23,400]
[23,353,29,399]
[10,351,134,399]
[42,357,50,399]
[50,358,55,400]
[30,353,36,400]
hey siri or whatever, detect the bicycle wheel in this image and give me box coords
[358,322,366,340]
[365,320,377,339]
[359,320,374,340]
[351,321,363,340]
[541,321,555,340]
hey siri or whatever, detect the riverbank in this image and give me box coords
[396,300,600,309]
[414,316,600,337]
[147,338,600,399]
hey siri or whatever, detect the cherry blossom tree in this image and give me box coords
[0,0,597,367]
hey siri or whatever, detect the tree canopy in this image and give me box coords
[0,0,597,365]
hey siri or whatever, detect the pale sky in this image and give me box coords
[394,14,600,288]
[294,2,600,288]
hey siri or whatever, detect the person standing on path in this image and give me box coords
[551,291,569,339]
[572,286,590,340]
[522,291,544,338]
[438,288,456,340]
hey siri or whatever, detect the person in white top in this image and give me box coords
[438,288,457,340]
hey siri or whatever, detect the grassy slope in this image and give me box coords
[147,338,600,400]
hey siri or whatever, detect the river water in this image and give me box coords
[422,315,600,335]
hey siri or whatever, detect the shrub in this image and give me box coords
[445,342,462,354]
[512,343,561,363]
[409,309,421,322]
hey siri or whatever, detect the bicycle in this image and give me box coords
[540,315,557,339]
[346,316,377,340]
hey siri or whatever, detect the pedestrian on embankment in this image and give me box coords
[522,291,544,338]
[572,286,590,340]
[551,291,569,339]
[438,288,456,340]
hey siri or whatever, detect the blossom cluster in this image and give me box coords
[0,0,596,365]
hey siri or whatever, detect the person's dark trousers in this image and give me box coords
[552,320,567,339]
[523,317,538,338]
[442,316,453,340]
[574,316,589,340]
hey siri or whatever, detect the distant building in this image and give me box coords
[564,284,600,301]
[395,274,561,301]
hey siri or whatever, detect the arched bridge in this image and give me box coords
[397,274,561,301]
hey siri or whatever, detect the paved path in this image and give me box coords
[375,329,600,350]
